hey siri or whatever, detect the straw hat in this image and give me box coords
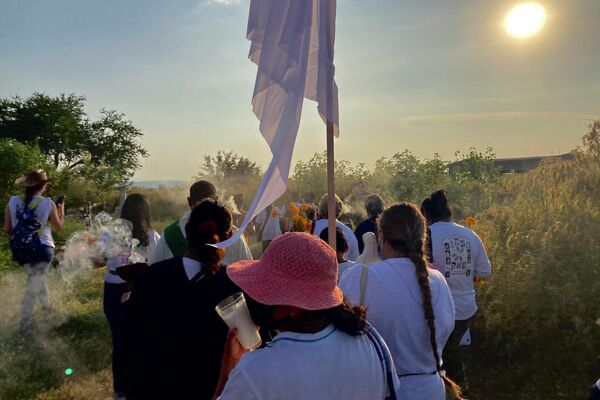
[15,170,49,187]
[227,232,343,311]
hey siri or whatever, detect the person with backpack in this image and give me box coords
[340,203,462,400]
[421,189,492,389]
[3,170,64,334]
[149,180,252,265]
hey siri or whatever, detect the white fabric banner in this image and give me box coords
[218,0,339,248]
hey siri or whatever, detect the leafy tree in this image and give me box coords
[0,139,50,207]
[196,151,262,200]
[0,93,148,188]
[581,120,600,162]
[290,151,372,199]
[450,147,500,184]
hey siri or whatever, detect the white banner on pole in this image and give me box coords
[218,0,339,248]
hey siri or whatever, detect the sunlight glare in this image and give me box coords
[504,2,546,39]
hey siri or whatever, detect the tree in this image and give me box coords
[581,120,600,162]
[0,93,148,188]
[196,151,262,199]
[0,139,50,207]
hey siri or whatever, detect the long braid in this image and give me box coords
[382,204,464,399]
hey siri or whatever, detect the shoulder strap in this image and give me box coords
[359,264,369,307]
[164,220,188,257]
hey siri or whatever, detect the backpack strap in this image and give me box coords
[164,220,188,257]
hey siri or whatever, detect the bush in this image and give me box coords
[471,156,600,398]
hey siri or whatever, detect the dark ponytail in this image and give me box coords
[380,204,464,399]
[421,189,452,222]
[186,199,232,276]
[326,298,366,335]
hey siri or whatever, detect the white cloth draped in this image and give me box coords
[218,0,339,248]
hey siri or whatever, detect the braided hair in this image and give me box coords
[380,204,464,399]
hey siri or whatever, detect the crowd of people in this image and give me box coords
[5,169,502,399]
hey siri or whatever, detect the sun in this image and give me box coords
[504,2,546,39]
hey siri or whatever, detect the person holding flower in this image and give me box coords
[420,189,491,390]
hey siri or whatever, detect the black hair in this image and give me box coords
[189,180,218,205]
[365,194,385,219]
[186,199,232,275]
[319,227,349,254]
[247,297,366,336]
[120,194,152,247]
[421,189,452,222]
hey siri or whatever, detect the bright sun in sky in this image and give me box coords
[504,2,546,39]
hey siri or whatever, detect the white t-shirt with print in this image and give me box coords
[218,325,399,400]
[254,207,282,242]
[104,229,160,284]
[340,258,455,400]
[429,221,491,320]
[312,219,360,261]
[8,195,54,247]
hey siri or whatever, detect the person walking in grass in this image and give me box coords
[421,189,492,389]
[149,180,252,265]
[99,193,160,400]
[4,170,64,335]
[340,204,462,400]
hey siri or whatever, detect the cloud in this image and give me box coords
[396,111,597,126]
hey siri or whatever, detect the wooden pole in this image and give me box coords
[326,121,337,251]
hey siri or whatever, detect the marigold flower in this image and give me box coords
[272,209,279,218]
[465,216,476,227]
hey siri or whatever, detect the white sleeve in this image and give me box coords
[345,230,360,261]
[149,234,173,265]
[473,232,491,278]
[338,265,363,306]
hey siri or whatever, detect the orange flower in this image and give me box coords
[272,209,279,218]
[304,222,313,232]
[289,203,300,217]
[300,204,310,211]
[465,216,476,227]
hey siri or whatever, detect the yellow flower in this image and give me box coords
[465,216,476,227]
[290,203,300,217]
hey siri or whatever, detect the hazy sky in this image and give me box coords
[1,0,599,180]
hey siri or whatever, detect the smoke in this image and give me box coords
[58,212,146,284]
[224,195,241,216]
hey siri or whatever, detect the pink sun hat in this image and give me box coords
[227,232,343,311]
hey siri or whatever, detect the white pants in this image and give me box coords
[20,261,52,329]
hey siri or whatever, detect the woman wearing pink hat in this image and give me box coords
[213,232,400,400]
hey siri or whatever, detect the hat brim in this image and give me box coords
[15,177,49,187]
[227,259,344,311]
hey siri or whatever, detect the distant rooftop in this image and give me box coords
[448,152,576,174]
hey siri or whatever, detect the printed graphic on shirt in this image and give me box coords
[443,237,472,278]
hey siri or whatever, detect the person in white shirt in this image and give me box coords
[254,204,282,252]
[98,193,160,400]
[4,170,64,335]
[312,194,360,261]
[340,203,463,400]
[150,180,252,265]
[214,233,400,399]
[421,189,491,389]
[319,227,356,281]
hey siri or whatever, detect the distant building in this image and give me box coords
[448,152,576,175]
